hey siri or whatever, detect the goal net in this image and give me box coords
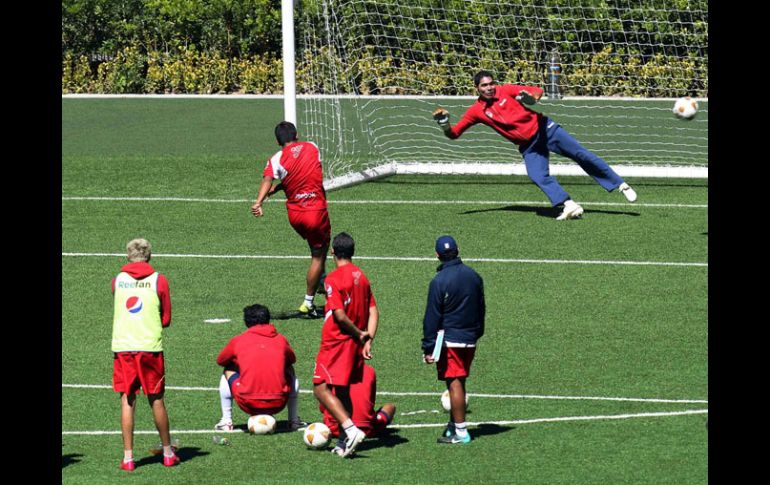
[295,0,708,190]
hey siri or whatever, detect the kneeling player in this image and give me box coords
[214,303,305,431]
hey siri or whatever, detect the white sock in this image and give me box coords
[304,294,314,306]
[163,445,174,457]
[455,421,468,438]
[123,450,133,462]
[287,375,300,422]
[219,374,233,422]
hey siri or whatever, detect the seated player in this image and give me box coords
[320,363,396,454]
[214,303,305,431]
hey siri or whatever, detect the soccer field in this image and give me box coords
[62,98,707,484]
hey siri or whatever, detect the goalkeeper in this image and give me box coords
[433,70,637,220]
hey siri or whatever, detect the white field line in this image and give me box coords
[61,409,707,435]
[61,252,707,268]
[61,196,707,209]
[61,384,707,404]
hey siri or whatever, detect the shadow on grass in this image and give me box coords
[460,205,640,218]
[471,423,516,440]
[272,310,323,321]
[62,453,83,468]
[355,428,409,453]
[135,447,209,468]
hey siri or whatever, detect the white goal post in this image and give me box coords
[283,0,708,190]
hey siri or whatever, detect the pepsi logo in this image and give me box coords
[126,296,143,314]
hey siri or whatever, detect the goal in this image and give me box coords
[293,0,708,190]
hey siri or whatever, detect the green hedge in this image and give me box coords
[62,0,708,97]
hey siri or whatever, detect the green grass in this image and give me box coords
[62,98,707,484]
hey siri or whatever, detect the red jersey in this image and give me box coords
[447,84,545,145]
[321,263,377,343]
[263,141,327,212]
[216,324,296,400]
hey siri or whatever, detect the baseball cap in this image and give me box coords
[435,235,458,255]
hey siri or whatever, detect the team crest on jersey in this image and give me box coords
[485,111,494,119]
[352,271,361,285]
[126,296,143,314]
[290,145,303,159]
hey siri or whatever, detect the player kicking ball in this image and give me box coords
[252,121,331,317]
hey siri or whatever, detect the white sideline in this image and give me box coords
[61,384,707,404]
[61,252,707,267]
[61,409,707,435]
[61,196,708,209]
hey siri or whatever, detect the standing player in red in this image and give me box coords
[214,303,305,431]
[312,232,379,458]
[433,70,637,220]
[251,121,330,317]
[320,363,397,453]
[111,238,180,471]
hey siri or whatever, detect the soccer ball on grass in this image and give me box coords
[303,422,331,449]
[672,96,698,120]
[247,414,276,435]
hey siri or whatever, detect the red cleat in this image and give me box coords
[120,460,136,472]
[163,453,181,467]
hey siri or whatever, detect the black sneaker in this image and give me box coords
[442,422,455,438]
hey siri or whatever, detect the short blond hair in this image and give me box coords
[126,238,152,263]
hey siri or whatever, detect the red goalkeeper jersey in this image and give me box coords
[447,84,545,145]
[263,141,327,212]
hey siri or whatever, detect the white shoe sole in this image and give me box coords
[556,206,584,220]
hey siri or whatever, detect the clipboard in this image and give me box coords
[431,329,444,362]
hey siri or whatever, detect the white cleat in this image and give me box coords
[556,200,584,221]
[214,419,233,431]
[619,182,637,202]
[340,428,366,458]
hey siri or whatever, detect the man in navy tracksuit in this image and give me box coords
[422,235,485,444]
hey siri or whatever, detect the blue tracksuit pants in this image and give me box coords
[518,117,624,206]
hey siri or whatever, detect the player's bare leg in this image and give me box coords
[314,382,365,457]
[120,392,137,469]
[307,245,328,295]
[438,378,471,444]
[300,245,328,316]
[149,393,180,466]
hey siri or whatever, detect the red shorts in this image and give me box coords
[229,374,287,415]
[113,351,165,395]
[312,338,363,387]
[287,208,331,250]
[437,347,476,380]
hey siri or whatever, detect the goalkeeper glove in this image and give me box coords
[432,107,450,126]
[515,91,537,106]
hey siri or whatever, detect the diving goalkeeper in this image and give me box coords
[433,70,637,220]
